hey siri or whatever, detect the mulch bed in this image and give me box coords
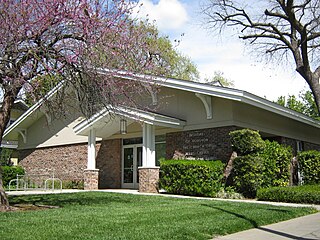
[0,204,60,212]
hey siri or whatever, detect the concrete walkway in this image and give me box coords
[213,212,320,240]
[7,189,320,239]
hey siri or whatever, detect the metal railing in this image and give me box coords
[9,173,62,192]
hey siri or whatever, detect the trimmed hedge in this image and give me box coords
[159,159,224,197]
[2,166,25,186]
[298,150,320,184]
[257,185,320,204]
[229,129,265,155]
[260,140,292,187]
[232,154,264,198]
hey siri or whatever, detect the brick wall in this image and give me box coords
[166,126,237,162]
[304,142,320,152]
[96,139,122,189]
[19,139,122,188]
[280,137,298,155]
[280,137,320,154]
[19,143,88,181]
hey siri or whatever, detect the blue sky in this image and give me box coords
[133,0,308,101]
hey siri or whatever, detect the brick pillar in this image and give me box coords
[84,169,99,190]
[138,167,160,193]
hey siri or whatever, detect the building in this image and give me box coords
[3,71,320,192]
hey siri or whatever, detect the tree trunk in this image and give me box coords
[0,167,9,210]
[309,80,320,115]
[0,88,20,209]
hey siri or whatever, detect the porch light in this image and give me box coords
[120,119,127,134]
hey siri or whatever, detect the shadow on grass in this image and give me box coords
[201,204,258,228]
[8,192,133,207]
[202,204,315,240]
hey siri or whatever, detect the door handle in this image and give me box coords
[130,165,134,172]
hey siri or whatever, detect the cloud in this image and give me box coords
[134,0,188,31]
[133,0,307,100]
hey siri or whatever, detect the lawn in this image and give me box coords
[0,192,317,240]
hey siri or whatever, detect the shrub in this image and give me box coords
[45,179,62,190]
[63,180,84,189]
[214,187,244,199]
[257,185,320,204]
[2,166,25,186]
[159,159,224,197]
[229,129,265,155]
[232,154,264,198]
[298,150,320,184]
[259,140,292,187]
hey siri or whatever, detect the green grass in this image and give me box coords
[0,192,317,240]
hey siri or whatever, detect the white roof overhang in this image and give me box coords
[73,105,186,138]
[98,69,320,129]
[3,82,65,141]
[4,69,320,142]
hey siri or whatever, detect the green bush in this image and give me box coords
[62,180,84,189]
[45,179,62,190]
[229,129,266,155]
[260,140,292,187]
[257,185,320,204]
[298,150,320,184]
[2,166,25,186]
[232,154,264,198]
[159,159,224,197]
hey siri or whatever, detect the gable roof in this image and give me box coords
[74,105,186,138]
[3,69,320,141]
[3,81,65,141]
[98,69,320,129]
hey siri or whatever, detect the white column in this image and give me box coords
[87,128,97,170]
[142,123,156,167]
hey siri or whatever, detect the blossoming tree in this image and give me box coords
[0,0,172,209]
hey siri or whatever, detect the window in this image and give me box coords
[123,135,166,166]
[296,141,304,152]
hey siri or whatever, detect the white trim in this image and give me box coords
[195,93,212,119]
[142,123,156,167]
[17,129,27,144]
[122,144,142,189]
[87,128,96,170]
[3,81,65,138]
[4,69,320,142]
[97,69,320,129]
[74,105,186,136]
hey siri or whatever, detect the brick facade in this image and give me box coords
[138,167,160,193]
[18,126,320,190]
[280,137,320,154]
[166,126,237,162]
[304,142,320,152]
[96,139,122,189]
[19,139,122,189]
[84,169,99,190]
[19,143,88,182]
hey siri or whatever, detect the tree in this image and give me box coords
[24,22,200,106]
[204,71,235,87]
[276,90,320,120]
[202,0,320,114]
[136,23,200,81]
[0,0,177,209]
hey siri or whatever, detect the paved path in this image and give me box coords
[212,212,320,240]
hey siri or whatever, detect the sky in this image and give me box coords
[133,0,310,101]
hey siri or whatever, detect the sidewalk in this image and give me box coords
[212,212,320,240]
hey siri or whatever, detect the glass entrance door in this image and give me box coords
[122,145,142,189]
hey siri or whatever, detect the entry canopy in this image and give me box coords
[73,105,186,138]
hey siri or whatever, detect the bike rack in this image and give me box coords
[8,173,62,192]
